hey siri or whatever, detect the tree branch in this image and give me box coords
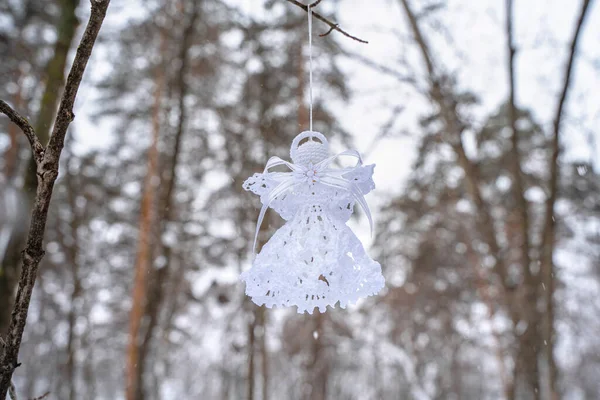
[341,48,418,86]
[283,0,368,43]
[29,393,50,400]
[0,1,111,397]
[0,101,44,164]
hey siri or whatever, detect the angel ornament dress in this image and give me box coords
[242,131,385,313]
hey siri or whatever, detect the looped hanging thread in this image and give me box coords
[308,4,314,137]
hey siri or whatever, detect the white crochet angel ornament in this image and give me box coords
[241,131,385,314]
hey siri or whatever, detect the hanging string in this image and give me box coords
[308,4,313,134]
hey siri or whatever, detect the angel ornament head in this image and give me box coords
[242,131,385,313]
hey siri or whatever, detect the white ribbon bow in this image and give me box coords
[252,150,373,254]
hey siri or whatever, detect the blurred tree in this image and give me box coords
[125,34,164,400]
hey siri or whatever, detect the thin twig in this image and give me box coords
[319,24,337,37]
[341,48,417,85]
[309,0,323,7]
[0,100,44,164]
[283,0,368,43]
[0,1,111,397]
[29,392,50,400]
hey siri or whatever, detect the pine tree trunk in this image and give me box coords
[125,64,163,400]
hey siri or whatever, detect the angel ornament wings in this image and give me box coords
[242,131,385,313]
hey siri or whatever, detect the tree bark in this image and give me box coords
[0,1,110,396]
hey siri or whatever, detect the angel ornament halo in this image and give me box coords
[241,131,385,313]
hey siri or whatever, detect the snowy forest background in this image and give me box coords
[1,0,599,399]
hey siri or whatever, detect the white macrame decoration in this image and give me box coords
[241,131,385,313]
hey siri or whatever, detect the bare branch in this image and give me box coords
[363,105,406,158]
[0,0,111,397]
[0,100,44,164]
[319,23,337,37]
[341,49,418,86]
[283,0,368,43]
[309,0,323,7]
[29,393,50,400]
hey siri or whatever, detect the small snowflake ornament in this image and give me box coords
[241,131,385,313]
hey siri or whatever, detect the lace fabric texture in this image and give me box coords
[243,164,375,223]
[242,159,384,314]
